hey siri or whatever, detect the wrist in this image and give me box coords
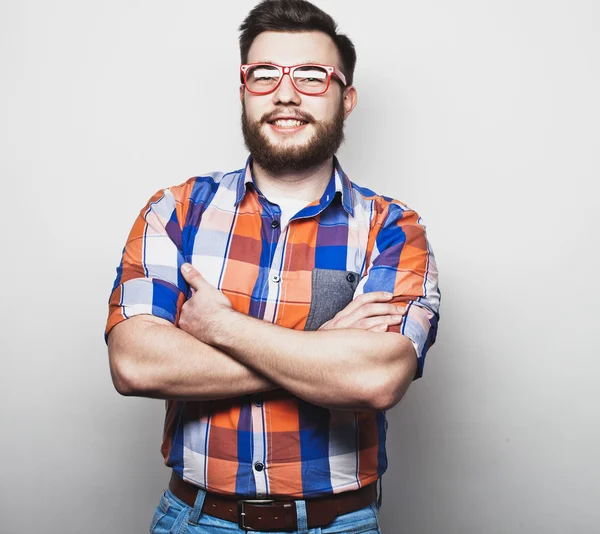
[209,306,239,348]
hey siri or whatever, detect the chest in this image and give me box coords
[185,199,372,329]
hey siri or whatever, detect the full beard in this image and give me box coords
[241,99,346,174]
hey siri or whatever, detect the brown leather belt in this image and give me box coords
[169,472,377,531]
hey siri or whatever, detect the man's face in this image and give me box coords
[240,31,356,174]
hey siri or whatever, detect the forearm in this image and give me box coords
[211,311,417,411]
[107,315,277,400]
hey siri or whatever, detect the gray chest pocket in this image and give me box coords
[303,268,361,331]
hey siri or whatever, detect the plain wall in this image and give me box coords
[1,1,598,533]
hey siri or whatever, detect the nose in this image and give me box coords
[272,71,301,106]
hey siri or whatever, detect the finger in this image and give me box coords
[345,303,405,325]
[330,303,404,330]
[369,323,388,332]
[335,291,394,318]
[333,306,404,330]
[180,263,205,291]
[354,314,404,330]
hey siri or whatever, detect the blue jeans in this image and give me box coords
[149,487,382,534]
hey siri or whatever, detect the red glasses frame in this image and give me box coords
[240,63,348,96]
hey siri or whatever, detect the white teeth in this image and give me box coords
[272,119,305,128]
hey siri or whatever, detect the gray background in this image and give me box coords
[1,0,599,533]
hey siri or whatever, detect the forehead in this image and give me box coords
[246,31,341,67]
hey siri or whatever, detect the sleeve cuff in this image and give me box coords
[105,277,185,343]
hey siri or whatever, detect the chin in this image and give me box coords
[264,129,313,148]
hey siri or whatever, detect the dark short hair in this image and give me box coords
[239,0,357,85]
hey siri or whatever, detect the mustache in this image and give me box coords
[260,108,315,123]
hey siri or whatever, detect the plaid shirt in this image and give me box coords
[106,157,440,499]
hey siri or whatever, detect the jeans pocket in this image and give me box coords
[150,491,171,534]
[149,492,170,533]
[322,503,381,534]
[149,510,167,533]
[149,491,192,534]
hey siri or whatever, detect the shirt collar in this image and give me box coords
[235,155,354,217]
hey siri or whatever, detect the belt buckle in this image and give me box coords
[237,499,275,531]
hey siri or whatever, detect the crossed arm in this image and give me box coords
[108,264,418,411]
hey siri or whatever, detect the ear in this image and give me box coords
[239,84,245,102]
[342,86,358,119]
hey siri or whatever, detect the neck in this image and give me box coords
[251,157,334,202]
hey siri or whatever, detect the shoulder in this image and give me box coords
[348,181,435,268]
[159,168,244,206]
[349,180,421,228]
[137,168,244,227]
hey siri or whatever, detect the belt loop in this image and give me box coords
[294,499,308,534]
[187,485,207,526]
[376,477,383,510]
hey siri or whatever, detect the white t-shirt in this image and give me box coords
[266,195,311,229]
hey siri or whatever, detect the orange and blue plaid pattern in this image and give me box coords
[106,157,440,498]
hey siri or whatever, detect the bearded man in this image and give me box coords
[106,1,441,532]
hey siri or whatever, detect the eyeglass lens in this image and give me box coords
[245,65,329,94]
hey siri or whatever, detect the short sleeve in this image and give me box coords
[105,188,189,341]
[354,203,441,379]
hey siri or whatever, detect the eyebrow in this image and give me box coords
[254,60,324,65]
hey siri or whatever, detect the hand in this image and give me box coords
[318,291,405,332]
[179,263,233,344]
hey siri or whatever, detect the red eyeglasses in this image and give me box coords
[240,63,347,96]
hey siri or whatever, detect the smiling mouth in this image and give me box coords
[268,118,309,129]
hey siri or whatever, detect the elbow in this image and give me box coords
[352,374,400,412]
[371,337,418,410]
[108,336,149,397]
[364,382,402,412]
[109,353,141,396]
[374,364,415,410]
[359,353,417,411]
[107,318,166,397]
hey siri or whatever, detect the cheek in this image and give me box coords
[243,97,268,122]
[309,98,338,122]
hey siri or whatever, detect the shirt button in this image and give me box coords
[271,220,279,229]
[271,274,281,283]
[346,273,356,283]
[254,462,264,472]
